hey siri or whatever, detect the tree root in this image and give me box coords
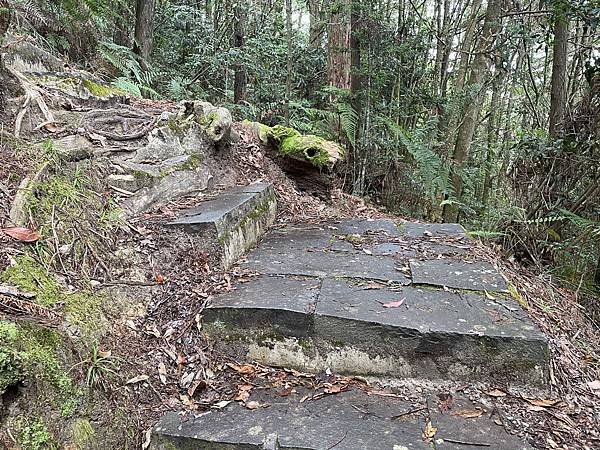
[83,106,156,141]
[8,67,55,138]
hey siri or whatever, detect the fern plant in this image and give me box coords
[98,41,160,98]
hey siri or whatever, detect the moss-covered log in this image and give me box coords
[245,122,344,171]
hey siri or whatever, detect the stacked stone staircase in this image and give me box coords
[151,183,547,449]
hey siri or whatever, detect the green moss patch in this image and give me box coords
[82,79,126,98]
[246,122,344,170]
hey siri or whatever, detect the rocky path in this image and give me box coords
[151,183,548,449]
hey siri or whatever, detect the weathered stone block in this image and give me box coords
[167,183,277,268]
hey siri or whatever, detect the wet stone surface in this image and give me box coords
[410,259,508,292]
[152,388,531,450]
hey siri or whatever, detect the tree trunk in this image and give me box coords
[440,0,481,148]
[0,0,11,100]
[233,4,247,104]
[133,0,155,70]
[284,0,293,124]
[443,0,503,223]
[549,12,569,137]
[308,0,324,48]
[350,1,363,194]
[327,0,351,91]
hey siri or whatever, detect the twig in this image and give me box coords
[326,430,348,450]
[391,406,426,419]
[441,437,491,446]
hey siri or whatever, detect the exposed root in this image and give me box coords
[83,106,156,141]
[8,67,54,138]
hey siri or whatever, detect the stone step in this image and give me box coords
[165,183,277,268]
[204,219,549,387]
[151,387,531,449]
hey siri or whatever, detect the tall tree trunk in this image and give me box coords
[308,0,324,48]
[0,0,10,96]
[284,0,292,124]
[481,68,505,205]
[443,0,503,223]
[350,1,363,194]
[233,4,247,104]
[327,0,351,91]
[440,0,482,147]
[133,0,155,70]
[549,12,569,137]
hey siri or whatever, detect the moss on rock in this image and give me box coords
[245,122,344,170]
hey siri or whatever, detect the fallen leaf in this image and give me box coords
[382,298,405,308]
[523,398,559,408]
[485,389,507,398]
[279,387,293,397]
[195,313,203,331]
[212,400,232,409]
[97,349,112,358]
[227,363,255,375]
[324,384,346,394]
[158,363,167,385]
[43,122,60,133]
[155,273,166,284]
[452,408,484,418]
[245,401,262,410]
[234,384,253,401]
[422,420,437,442]
[125,374,149,385]
[2,227,40,243]
[363,249,373,255]
[188,379,207,397]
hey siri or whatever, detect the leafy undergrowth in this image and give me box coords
[0,141,140,448]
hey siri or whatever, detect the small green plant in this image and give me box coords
[73,346,118,389]
[15,417,56,450]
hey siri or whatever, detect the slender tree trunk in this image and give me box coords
[481,69,504,205]
[549,12,569,137]
[443,0,503,223]
[327,0,351,91]
[0,0,10,87]
[350,1,363,194]
[308,0,324,48]
[284,0,292,124]
[133,0,155,70]
[441,0,481,148]
[233,4,247,104]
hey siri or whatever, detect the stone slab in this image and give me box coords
[328,218,401,237]
[166,183,276,268]
[403,222,466,239]
[242,247,411,283]
[311,279,548,384]
[152,389,530,450]
[430,396,532,449]
[205,276,320,337]
[410,259,508,292]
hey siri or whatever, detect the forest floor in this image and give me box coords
[0,63,598,449]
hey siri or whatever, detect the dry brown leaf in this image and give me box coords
[523,397,559,408]
[452,408,484,418]
[382,298,405,308]
[2,227,40,243]
[125,374,149,385]
[486,389,507,398]
[245,401,263,410]
[158,362,167,385]
[188,379,207,397]
[227,363,255,375]
[422,420,437,442]
[587,380,600,395]
[212,400,232,409]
